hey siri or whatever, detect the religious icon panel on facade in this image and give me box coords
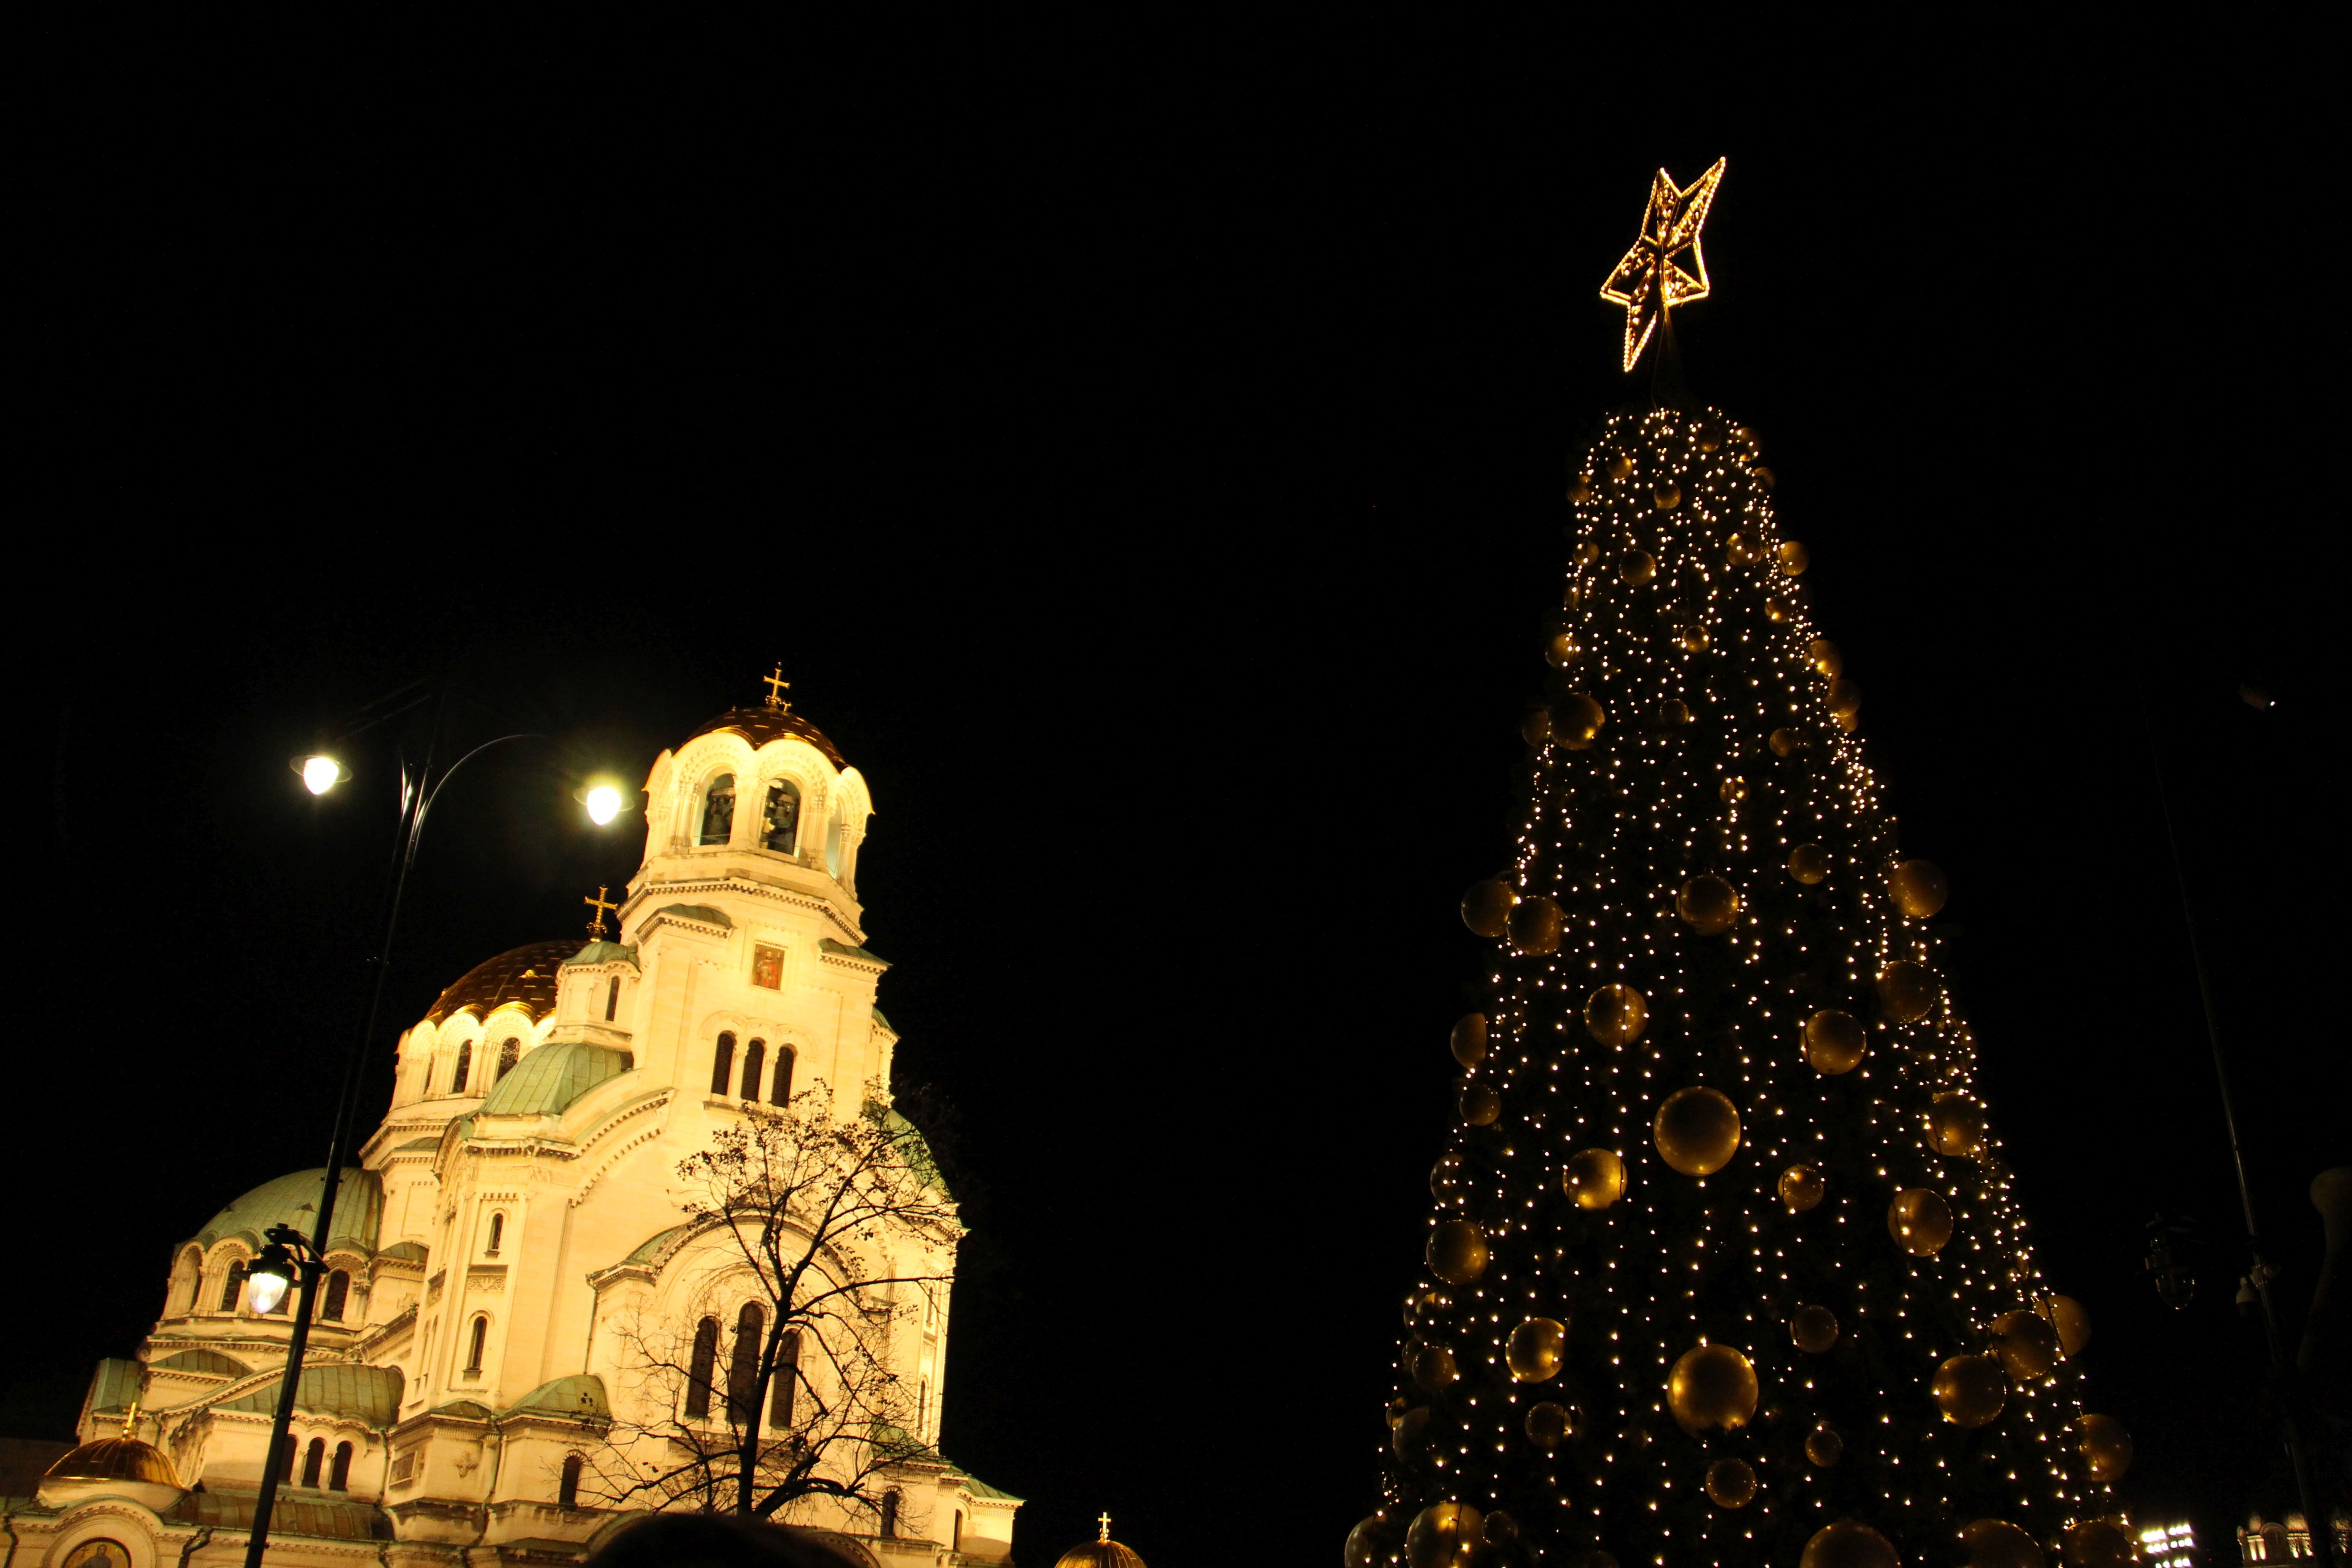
[751,944,785,989]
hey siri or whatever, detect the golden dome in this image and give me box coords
[425,940,581,1024]
[1055,1519,1147,1568]
[45,1435,182,1489]
[691,706,848,769]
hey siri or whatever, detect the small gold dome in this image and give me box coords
[425,941,580,1024]
[1055,1518,1147,1568]
[45,1435,182,1489]
[690,706,848,768]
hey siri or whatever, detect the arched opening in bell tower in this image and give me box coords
[699,774,737,845]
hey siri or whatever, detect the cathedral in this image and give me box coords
[19,688,1023,1566]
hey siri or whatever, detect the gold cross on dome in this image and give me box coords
[1098,1513,1113,1542]
[762,665,792,710]
[584,886,621,939]
[1598,156,1727,372]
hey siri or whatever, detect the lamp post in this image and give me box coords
[244,690,624,1568]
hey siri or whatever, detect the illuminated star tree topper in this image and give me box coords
[1598,156,1727,372]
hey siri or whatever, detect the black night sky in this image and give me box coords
[9,52,2343,1566]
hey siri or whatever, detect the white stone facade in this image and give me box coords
[17,704,1019,1567]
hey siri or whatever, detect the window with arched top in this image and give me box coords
[495,1038,519,1081]
[769,1330,800,1427]
[699,773,737,846]
[301,1436,325,1488]
[741,1039,766,1102]
[464,1316,488,1375]
[274,1434,298,1483]
[604,975,621,1021]
[710,1032,736,1096]
[559,1452,583,1509]
[763,780,802,853]
[451,1041,472,1095]
[486,1214,505,1256]
[880,1490,901,1539]
[770,1045,795,1105]
[726,1301,764,1425]
[953,1512,964,1551]
[321,1269,351,1322]
[219,1259,248,1313]
[328,1441,353,1491]
[823,801,847,879]
[685,1317,720,1419]
[168,1246,203,1316]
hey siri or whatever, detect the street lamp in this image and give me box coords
[243,697,626,1568]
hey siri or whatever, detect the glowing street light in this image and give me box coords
[584,783,624,825]
[294,755,349,795]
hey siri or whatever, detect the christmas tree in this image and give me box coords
[1349,161,2137,1568]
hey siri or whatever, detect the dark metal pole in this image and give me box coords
[244,673,453,1567]
[2136,682,2336,1567]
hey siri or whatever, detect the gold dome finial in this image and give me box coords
[120,1392,142,1440]
[763,665,792,711]
[1598,156,1727,372]
[583,885,621,940]
[1099,1513,1112,1542]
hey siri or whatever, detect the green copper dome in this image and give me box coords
[478,1041,635,1118]
[192,1168,382,1255]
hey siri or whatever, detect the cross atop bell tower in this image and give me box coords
[762,665,791,711]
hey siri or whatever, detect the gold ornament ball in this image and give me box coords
[1932,1352,2007,1427]
[1779,1163,1828,1212]
[1803,1009,1867,1075]
[1564,1147,1628,1210]
[1877,959,1940,1023]
[1889,859,1949,919]
[1676,623,1710,652]
[1574,539,1602,567]
[1392,1406,1434,1464]
[1411,1341,1461,1395]
[1405,1502,1485,1568]
[2073,1413,2132,1482]
[1889,1187,1955,1256]
[1769,726,1804,758]
[1481,1511,1520,1548]
[1568,475,1594,504]
[1803,1423,1843,1467]
[1346,1516,1397,1568]
[1799,1522,1898,1568]
[1655,1086,1742,1176]
[1524,1400,1576,1450]
[1725,532,1760,566]
[1960,1520,2046,1568]
[1660,698,1692,726]
[1585,984,1649,1046]
[1605,453,1634,481]
[1788,842,1831,884]
[1544,632,1584,669]
[1403,1289,1450,1329]
[1428,1152,1460,1202]
[1677,874,1740,935]
[1808,637,1842,676]
[1928,1092,1986,1157]
[1509,894,1565,956]
[1506,1317,1568,1382]
[1990,1308,2062,1382]
[1387,1394,1408,1429]
[1458,1083,1500,1127]
[1460,880,1514,938]
[1703,1457,1757,1508]
[1835,708,1861,735]
[1752,465,1779,491]
[1653,482,1682,511]
[1554,692,1607,749]
[1765,595,1791,623]
[1620,549,1658,585]
[1666,1342,1759,1435]
[1827,678,1862,721]
[1789,1303,1840,1353]
[1520,706,1553,747]
[1720,776,1749,803]
[1427,1220,1489,1285]
[2062,1520,2134,1568]
[1777,539,1809,575]
[1697,427,1722,454]
[1450,1013,1488,1069]
[2037,1294,2091,1357]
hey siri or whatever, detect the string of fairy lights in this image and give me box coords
[1348,407,2136,1568]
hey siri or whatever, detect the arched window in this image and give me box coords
[685,1317,720,1418]
[219,1259,249,1313]
[301,1436,325,1488]
[495,1038,519,1081]
[824,802,847,879]
[486,1214,505,1257]
[726,1301,764,1425]
[769,1330,800,1427]
[274,1433,298,1483]
[321,1269,351,1322]
[700,773,737,846]
[465,1316,488,1375]
[879,1490,901,1539]
[709,1032,736,1096]
[953,1512,964,1551]
[740,1039,766,1102]
[763,780,802,853]
[604,976,621,1021]
[169,1246,203,1316]
[451,1041,472,1095]
[770,1046,795,1106]
[559,1452,583,1509]
[328,1441,353,1491]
